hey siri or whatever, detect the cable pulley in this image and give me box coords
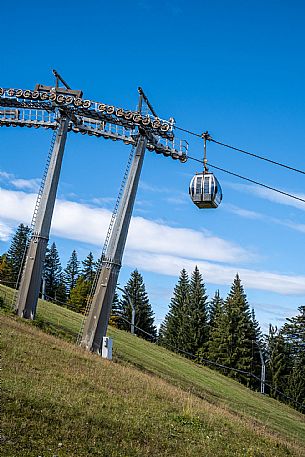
[0,83,188,163]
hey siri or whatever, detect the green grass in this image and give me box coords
[1,285,305,456]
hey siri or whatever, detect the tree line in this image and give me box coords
[158,267,304,412]
[0,224,157,335]
[0,224,304,412]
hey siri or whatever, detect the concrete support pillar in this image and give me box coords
[80,134,147,353]
[16,116,69,319]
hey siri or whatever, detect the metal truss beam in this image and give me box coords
[0,86,176,140]
[0,105,188,162]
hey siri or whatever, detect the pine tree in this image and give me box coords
[0,254,13,285]
[159,269,190,351]
[183,266,209,355]
[109,292,121,327]
[66,251,97,313]
[94,256,102,275]
[250,309,264,390]
[199,290,224,363]
[285,357,305,411]
[209,290,224,330]
[54,273,68,305]
[6,223,30,286]
[68,276,91,314]
[118,270,157,341]
[267,325,292,399]
[281,306,305,410]
[64,250,80,294]
[207,274,259,385]
[281,305,305,361]
[225,274,258,384]
[265,308,305,411]
[81,252,95,283]
[44,242,62,300]
[206,295,227,366]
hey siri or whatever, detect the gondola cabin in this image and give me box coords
[189,172,222,208]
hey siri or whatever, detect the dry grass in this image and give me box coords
[2,314,305,457]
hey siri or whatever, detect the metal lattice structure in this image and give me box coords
[0,72,188,353]
[0,86,188,161]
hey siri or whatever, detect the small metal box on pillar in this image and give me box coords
[101,337,113,360]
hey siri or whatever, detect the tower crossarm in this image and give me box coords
[0,86,176,140]
[0,89,188,163]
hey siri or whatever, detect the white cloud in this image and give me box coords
[228,182,305,211]
[124,251,305,295]
[139,181,170,193]
[0,188,35,223]
[11,178,40,192]
[0,188,250,264]
[252,301,299,317]
[128,216,250,263]
[140,180,188,206]
[224,203,305,234]
[165,195,188,205]
[0,221,13,241]
[281,221,305,234]
[91,196,116,206]
[224,204,264,220]
[252,187,305,210]
[0,171,12,180]
[0,169,40,192]
[1,187,304,296]
[53,199,109,245]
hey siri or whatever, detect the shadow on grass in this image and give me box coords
[33,315,78,342]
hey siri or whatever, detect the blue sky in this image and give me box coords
[0,0,304,332]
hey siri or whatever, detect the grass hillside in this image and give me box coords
[1,285,305,456]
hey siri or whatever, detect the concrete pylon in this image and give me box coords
[16,116,69,319]
[80,134,147,353]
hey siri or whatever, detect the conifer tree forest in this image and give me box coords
[0,224,304,412]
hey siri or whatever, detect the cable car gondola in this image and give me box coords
[189,131,223,209]
[189,171,222,208]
